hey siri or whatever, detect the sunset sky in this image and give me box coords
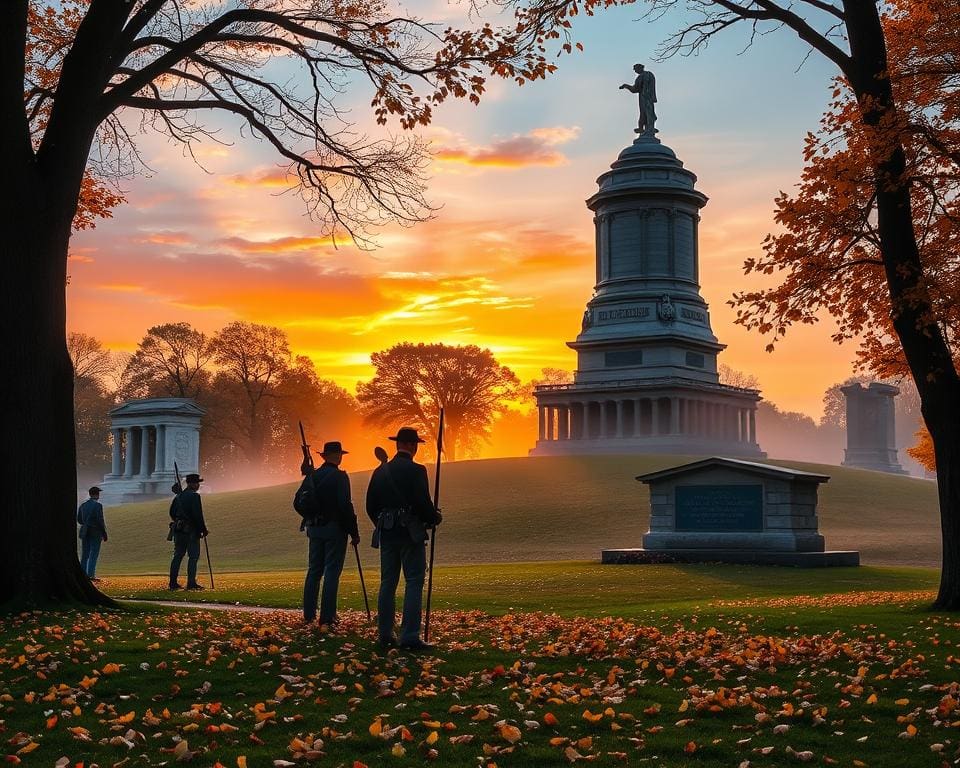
[68,3,860,422]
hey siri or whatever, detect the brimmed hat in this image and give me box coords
[318,440,348,456]
[388,427,426,444]
[89,486,102,494]
[185,473,203,483]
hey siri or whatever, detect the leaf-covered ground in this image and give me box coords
[3,593,960,767]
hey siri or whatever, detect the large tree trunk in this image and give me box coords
[930,395,960,608]
[1,190,112,607]
[844,0,960,608]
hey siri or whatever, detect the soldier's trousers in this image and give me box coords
[377,535,426,645]
[303,520,348,623]
[170,532,201,587]
[79,535,102,579]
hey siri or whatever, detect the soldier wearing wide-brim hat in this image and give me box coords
[366,426,442,651]
[169,473,209,590]
[301,440,360,628]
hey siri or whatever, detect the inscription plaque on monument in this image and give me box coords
[675,484,762,532]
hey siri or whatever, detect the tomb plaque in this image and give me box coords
[675,484,762,532]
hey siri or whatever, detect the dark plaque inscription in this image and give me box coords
[675,484,763,532]
[605,350,644,367]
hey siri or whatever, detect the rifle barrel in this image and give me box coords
[433,409,444,507]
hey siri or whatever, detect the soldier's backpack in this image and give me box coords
[293,470,336,523]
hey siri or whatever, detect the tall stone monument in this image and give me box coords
[532,66,763,457]
[841,382,907,474]
[98,397,205,504]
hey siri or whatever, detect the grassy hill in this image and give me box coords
[94,454,941,575]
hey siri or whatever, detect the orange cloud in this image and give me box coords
[227,167,291,189]
[137,231,193,246]
[434,126,580,168]
[217,235,335,254]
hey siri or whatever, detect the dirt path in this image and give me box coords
[121,598,295,613]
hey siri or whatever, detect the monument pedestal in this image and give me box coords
[841,383,908,474]
[601,548,859,567]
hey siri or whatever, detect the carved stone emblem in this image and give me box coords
[657,294,676,322]
[581,308,594,332]
[175,430,190,462]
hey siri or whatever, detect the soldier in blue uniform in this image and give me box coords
[77,486,108,581]
[168,473,209,590]
[300,441,360,628]
[366,427,442,651]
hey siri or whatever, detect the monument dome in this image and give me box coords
[532,66,764,457]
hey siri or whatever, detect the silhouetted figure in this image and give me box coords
[300,441,360,628]
[77,486,107,581]
[168,473,209,590]
[366,427,442,651]
[620,63,658,136]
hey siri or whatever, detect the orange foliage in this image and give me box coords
[730,0,960,382]
[907,427,936,473]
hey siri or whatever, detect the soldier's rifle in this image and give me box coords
[299,420,314,473]
[424,408,444,642]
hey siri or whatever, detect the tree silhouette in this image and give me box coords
[120,323,213,400]
[67,332,115,382]
[357,343,521,460]
[210,321,292,472]
[5,2,561,604]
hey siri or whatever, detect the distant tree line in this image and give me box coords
[73,330,927,485]
[70,322,369,487]
[69,328,535,485]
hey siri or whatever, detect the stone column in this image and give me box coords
[558,406,570,440]
[155,425,166,472]
[538,406,546,441]
[110,428,122,476]
[583,402,591,440]
[546,407,555,441]
[651,399,660,436]
[634,399,642,436]
[616,400,625,438]
[748,409,756,444]
[139,426,152,478]
[670,397,680,434]
[599,402,608,439]
[192,426,201,471]
[123,428,136,477]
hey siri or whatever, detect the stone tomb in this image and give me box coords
[602,457,859,566]
[97,397,204,505]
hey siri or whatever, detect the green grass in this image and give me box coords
[2,571,958,768]
[104,562,940,619]
[96,455,941,576]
